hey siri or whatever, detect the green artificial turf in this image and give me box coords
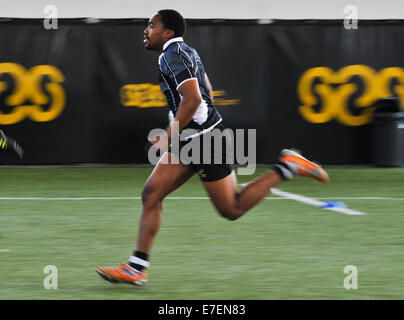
[0,166,403,299]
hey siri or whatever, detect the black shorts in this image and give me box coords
[168,122,233,182]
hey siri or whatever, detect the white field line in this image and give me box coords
[271,188,367,216]
[0,249,10,253]
[0,196,207,200]
[315,197,404,201]
[0,196,403,201]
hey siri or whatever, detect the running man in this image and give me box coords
[96,9,328,286]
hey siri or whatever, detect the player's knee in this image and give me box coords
[141,184,162,207]
[218,208,241,221]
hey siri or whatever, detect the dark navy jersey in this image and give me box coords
[158,37,222,131]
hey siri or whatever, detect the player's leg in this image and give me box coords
[96,151,195,286]
[203,149,329,221]
[203,170,282,220]
[136,151,195,254]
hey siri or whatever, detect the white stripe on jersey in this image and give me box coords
[185,118,223,140]
[176,43,193,78]
[159,68,177,110]
[178,43,199,75]
[176,77,197,91]
[162,55,178,87]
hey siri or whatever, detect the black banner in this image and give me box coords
[267,21,404,164]
[1,19,404,165]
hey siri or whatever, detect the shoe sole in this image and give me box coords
[280,149,329,183]
[96,269,119,283]
[95,268,147,287]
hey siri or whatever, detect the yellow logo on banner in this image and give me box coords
[212,90,241,106]
[0,63,66,125]
[120,83,167,108]
[120,83,240,108]
[298,65,404,126]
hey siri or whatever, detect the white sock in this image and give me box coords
[274,163,294,180]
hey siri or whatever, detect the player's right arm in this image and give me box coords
[173,79,202,128]
[153,49,201,150]
[151,80,201,151]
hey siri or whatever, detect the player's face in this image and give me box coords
[143,14,170,52]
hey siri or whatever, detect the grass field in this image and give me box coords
[0,166,403,300]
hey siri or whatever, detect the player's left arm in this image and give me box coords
[204,73,214,102]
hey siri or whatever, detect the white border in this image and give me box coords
[2,0,404,19]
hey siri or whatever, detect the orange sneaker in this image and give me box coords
[279,149,329,183]
[95,263,148,286]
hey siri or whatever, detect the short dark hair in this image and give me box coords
[158,9,186,38]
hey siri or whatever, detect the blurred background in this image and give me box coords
[1,0,404,301]
[0,0,403,166]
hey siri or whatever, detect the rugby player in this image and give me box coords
[96,9,328,286]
